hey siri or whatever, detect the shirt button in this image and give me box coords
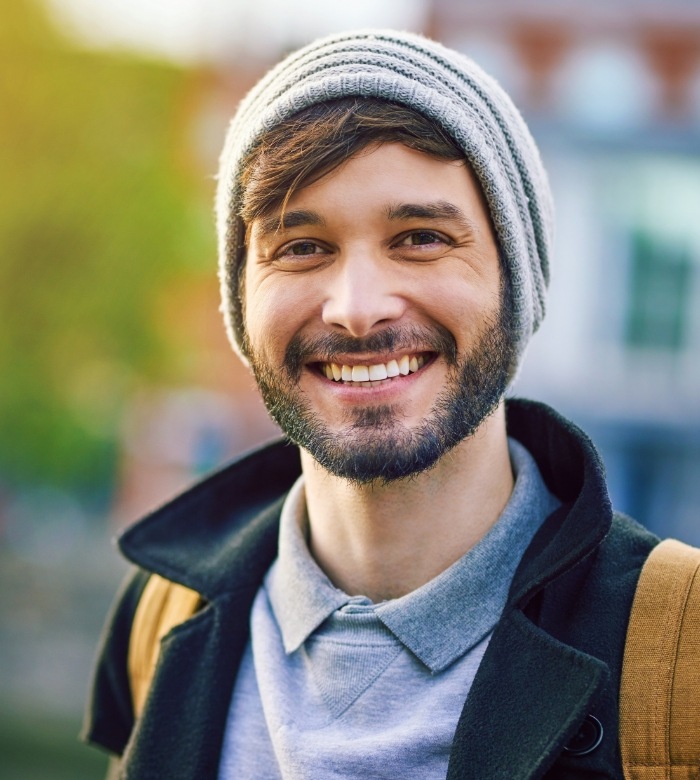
[563,715,604,756]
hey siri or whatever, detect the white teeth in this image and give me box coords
[352,365,370,382]
[369,363,388,380]
[322,354,427,383]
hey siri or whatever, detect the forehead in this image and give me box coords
[248,143,496,240]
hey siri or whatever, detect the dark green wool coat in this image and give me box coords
[83,399,659,779]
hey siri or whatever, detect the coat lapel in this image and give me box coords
[120,498,285,780]
[122,588,257,780]
[447,609,608,779]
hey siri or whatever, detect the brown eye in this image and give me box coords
[395,231,449,248]
[272,239,330,270]
[289,241,319,255]
[410,232,440,245]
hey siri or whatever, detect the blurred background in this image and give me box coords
[1,0,699,776]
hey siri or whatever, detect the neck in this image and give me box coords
[301,402,514,602]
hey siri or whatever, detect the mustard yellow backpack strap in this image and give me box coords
[127,573,202,718]
[620,538,700,779]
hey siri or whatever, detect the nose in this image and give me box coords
[321,253,407,337]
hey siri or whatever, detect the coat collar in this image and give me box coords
[118,437,301,600]
[119,398,613,609]
[505,398,612,608]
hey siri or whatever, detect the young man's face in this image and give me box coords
[243,142,515,483]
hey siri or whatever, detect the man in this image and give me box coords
[84,30,659,778]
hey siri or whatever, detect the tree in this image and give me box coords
[0,0,214,494]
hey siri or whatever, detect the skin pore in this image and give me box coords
[244,143,515,602]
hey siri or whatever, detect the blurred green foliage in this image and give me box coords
[0,0,214,494]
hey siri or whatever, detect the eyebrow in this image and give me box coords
[253,200,479,238]
[385,200,480,233]
[255,209,325,237]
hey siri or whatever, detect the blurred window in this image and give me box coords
[625,232,692,352]
[594,156,700,362]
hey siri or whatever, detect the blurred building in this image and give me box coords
[421,0,700,543]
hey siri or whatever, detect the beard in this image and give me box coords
[246,288,516,485]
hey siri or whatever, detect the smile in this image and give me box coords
[317,353,429,386]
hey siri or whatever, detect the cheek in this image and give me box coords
[244,273,322,357]
[425,274,499,320]
[421,274,503,352]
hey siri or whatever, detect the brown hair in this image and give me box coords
[238,97,465,231]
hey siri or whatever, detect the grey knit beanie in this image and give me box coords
[216,29,554,370]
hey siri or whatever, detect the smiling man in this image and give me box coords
[84,31,664,779]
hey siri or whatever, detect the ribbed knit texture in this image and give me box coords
[216,29,555,370]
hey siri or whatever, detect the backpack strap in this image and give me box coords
[128,573,203,718]
[620,538,700,779]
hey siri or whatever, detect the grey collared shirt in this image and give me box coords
[218,438,560,780]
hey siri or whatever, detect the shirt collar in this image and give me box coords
[376,439,560,670]
[266,438,560,671]
[266,477,348,653]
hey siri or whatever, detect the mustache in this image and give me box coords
[284,325,458,378]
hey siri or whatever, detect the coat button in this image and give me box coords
[563,715,604,756]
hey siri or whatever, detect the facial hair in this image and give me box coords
[247,289,516,485]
